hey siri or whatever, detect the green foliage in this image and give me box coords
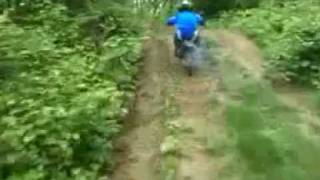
[192,0,301,16]
[0,1,142,179]
[192,0,266,16]
[213,0,320,87]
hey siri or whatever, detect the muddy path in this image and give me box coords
[111,29,318,180]
[174,74,220,180]
[111,38,171,180]
[164,33,223,180]
[111,30,224,179]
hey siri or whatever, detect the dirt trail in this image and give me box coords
[163,34,222,180]
[212,30,265,80]
[111,39,171,180]
[174,75,219,180]
[112,30,224,179]
[113,29,301,180]
[111,29,263,180]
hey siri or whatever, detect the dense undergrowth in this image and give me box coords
[212,0,320,87]
[0,2,142,179]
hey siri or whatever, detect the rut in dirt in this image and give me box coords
[174,75,220,180]
[111,39,171,180]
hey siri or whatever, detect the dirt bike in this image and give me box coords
[178,39,199,76]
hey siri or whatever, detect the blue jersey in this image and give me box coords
[166,11,204,40]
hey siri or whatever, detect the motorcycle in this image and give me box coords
[178,38,199,76]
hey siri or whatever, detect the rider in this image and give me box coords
[166,0,205,58]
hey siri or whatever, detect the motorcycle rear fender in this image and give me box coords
[176,30,199,42]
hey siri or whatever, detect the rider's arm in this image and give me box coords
[166,16,177,26]
[196,14,205,26]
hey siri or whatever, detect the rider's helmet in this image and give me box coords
[178,0,193,12]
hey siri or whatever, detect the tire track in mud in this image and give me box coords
[111,38,171,180]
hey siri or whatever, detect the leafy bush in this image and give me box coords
[0,2,142,179]
[192,0,283,16]
[212,1,320,87]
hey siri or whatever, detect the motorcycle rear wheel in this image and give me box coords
[186,65,193,76]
